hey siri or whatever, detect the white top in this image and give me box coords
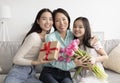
[80,41,104,72]
[73,41,108,83]
[13,32,42,65]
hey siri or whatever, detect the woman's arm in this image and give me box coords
[95,47,108,62]
[13,33,39,65]
[90,40,108,64]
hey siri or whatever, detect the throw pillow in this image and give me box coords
[103,43,120,73]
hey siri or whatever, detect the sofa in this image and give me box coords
[0,39,120,83]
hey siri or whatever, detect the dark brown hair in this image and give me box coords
[52,8,70,31]
[22,8,52,44]
[73,17,93,49]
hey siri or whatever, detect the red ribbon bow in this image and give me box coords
[40,42,58,60]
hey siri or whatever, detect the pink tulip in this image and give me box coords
[58,39,80,62]
[66,57,71,62]
[59,48,65,53]
[69,39,79,51]
[58,56,64,61]
[65,48,74,57]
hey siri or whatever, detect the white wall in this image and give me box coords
[0,0,120,42]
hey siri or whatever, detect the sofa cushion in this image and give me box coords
[103,43,120,73]
[0,66,2,73]
[104,39,120,54]
[0,41,21,74]
[0,74,6,83]
[105,69,120,83]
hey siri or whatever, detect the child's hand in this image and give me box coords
[89,57,96,65]
[74,56,89,67]
[82,57,96,70]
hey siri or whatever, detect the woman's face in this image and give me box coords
[37,11,53,32]
[73,20,85,39]
[54,13,69,33]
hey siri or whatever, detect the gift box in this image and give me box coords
[39,41,60,61]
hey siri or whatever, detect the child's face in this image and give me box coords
[73,20,85,38]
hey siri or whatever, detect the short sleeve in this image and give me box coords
[92,41,103,50]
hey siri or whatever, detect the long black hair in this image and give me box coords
[73,17,93,50]
[52,8,70,31]
[22,8,52,44]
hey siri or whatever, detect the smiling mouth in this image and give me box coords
[74,32,80,34]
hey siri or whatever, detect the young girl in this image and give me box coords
[72,17,108,83]
[4,8,53,83]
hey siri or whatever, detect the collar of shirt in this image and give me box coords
[55,30,74,48]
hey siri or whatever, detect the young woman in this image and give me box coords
[73,17,108,83]
[4,8,53,83]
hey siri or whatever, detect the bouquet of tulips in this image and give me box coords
[58,39,108,80]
